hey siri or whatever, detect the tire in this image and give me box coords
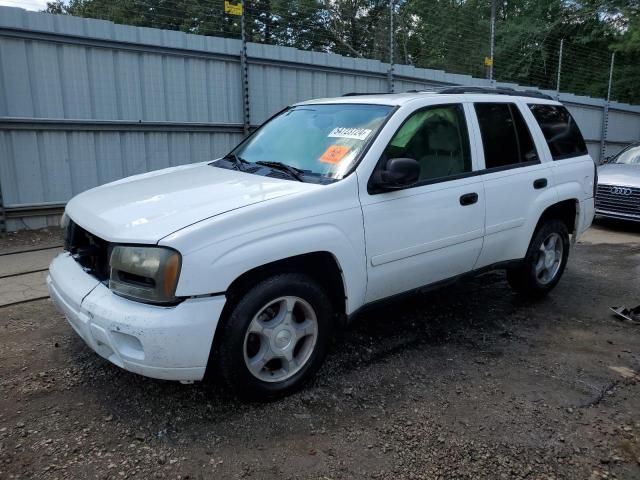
[507,219,570,298]
[217,273,332,400]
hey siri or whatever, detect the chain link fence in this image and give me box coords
[28,0,634,104]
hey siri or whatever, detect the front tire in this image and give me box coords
[217,273,332,400]
[507,219,570,298]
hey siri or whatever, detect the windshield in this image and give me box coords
[230,104,393,179]
[614,145,640,165]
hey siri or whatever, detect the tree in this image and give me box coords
[43,0,639,103]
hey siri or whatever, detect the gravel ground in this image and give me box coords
[0,228,63,255]
[1,221,639,479]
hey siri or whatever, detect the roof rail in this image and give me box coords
[341,87,555,101]
[437,86,554,100]
[341,92,390,97]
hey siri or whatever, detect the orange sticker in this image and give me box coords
[319,145,350,164]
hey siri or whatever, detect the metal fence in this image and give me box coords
[1,6,639,231]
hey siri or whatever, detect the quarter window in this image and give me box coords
[474,103,539,169]
[382,104,472,182]
[528,104,588,160]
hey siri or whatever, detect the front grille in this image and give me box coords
[64,220,111,281]
[595,184,640,217]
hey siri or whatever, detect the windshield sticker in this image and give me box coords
[328,127,372,141]
[319,145,351,164]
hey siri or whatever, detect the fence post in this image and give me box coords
[599,52,615,162]
[240,0,250,136]
[555,39,563,100]
[387,0,394,93]
[488,0,496,81]
[0,183,5,233]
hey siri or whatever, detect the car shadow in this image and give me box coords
[593,217,640,234]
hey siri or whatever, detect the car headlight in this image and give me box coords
[109,246,182,305]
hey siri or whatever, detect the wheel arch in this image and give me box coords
[534,198,578,236]
[206,251,348,377]
[222,251,347,318]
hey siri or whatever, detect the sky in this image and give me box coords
[0,0,49,11]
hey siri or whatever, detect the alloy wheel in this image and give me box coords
[243,296,318,382]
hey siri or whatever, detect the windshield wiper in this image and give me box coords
[255,161,305,182]
[221,153,251,172]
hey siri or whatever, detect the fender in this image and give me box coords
[160,176,368,314]
[183,222,365,313]
[517,185,561,257]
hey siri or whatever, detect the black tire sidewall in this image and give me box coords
[218,273,332,400]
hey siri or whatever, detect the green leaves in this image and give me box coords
[42,0,639,103]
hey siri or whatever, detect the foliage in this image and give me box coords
[44,0,640,104]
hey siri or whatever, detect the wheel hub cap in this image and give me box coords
[274,329,293,349]
[534,232,563,285]
[243,296,318,383]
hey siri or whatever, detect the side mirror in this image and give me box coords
[371,157,420,191]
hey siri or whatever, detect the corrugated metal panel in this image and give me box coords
[607,111,640,143]
[565,104,604,143]
[1,5,640,231]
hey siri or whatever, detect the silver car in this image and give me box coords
[596,143,640,222]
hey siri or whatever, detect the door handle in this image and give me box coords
[533,178,548,189]
[459,192,478,206]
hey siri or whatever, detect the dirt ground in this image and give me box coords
[1,220,639,479]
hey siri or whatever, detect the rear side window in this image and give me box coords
[528,104,588,160]
[474,103,539,169]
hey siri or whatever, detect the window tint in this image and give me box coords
[383,104,471,182]
[474,103,539,169]
[529,104,588,160]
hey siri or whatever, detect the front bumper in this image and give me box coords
[47,253,226,381]
[595,208,640,223]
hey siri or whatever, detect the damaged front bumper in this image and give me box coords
[47,253,225,381]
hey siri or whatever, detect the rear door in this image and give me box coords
[527,103,595,234]
[470,100,556,268]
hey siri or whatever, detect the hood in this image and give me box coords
[598,163,640,188]
[66,162,319,243]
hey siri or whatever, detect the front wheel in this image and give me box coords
[507,219,570,298]
[217,273,332,400]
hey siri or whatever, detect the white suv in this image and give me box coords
[48,88,596,399]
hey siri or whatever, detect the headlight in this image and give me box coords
[109,246,182,305]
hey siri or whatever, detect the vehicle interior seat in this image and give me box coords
[406,118,465,181]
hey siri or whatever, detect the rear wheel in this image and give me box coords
[217,273,332,400]
[507,219,570,298]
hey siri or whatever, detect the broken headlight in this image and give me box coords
[109,246,181,305]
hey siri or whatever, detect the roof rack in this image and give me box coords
[341,87,555,101]
[436,86,554,100]
[341,92,390,97]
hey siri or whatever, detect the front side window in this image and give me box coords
[226,104,393,180]
[382,103,472,182]
[528,104,588,160]
[475,103,538,169]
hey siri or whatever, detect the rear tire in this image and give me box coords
[507,219,570,298]
[217,273,332,400]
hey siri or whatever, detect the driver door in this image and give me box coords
[359,103,486,303]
